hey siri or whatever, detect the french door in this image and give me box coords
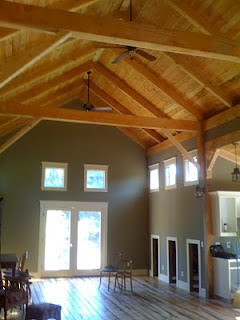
[39,201,108,277]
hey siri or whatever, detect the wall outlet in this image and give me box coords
[201,241,204,248]
[181,271,184,277]
[162,265,165,271]
[215,242,220,245]
[227,242,231,249]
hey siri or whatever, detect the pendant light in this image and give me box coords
[231,142,240,183]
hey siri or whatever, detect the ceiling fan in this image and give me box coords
[80,71,112,112]
[95,0,157,64]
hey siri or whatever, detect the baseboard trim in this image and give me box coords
[34,269,148,279]
[159,273,169,283]
[177,280,188,291]
[201,288,206,298]
[132,269,148,276]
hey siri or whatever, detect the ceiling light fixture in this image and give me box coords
[232,142,240,183]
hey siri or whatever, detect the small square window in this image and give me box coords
[164,157,176,190]
[149,163,159,192]
[41,162,68,191]
[84,164,108,192]
[184,150,199,186]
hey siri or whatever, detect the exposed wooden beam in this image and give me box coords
[50,0,102,11]
[206,148,220,179]
[0,44,96,102]
[0,102,200,131]
[89,81,164,143]
[162,129,200,169]
[0,28,20,43]
[0,119,40,155]
[117,127,148,149]
[44,89,81,109]
[1,2,240,63]
[165,0,220,36]
[205,129,240,152]
[16,62,91,104]
[197,130,205,179]
[95,63,168,119]
[125,56,203,120]
[218,148,240,164]
[35,80,84,107]
[0,118,29,138]
[164,53,232,108]
[204,104,240,130]
[147,132,196,156]
[0,31,71,90]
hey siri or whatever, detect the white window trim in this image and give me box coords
[41,161,68,191]
[163,157,177,190]
[183,149,199,187]
[149,163,159,192]
[84,164,108,192]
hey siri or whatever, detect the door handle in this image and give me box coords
[70,243,73,248]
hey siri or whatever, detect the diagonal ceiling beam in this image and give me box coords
[124,56,203,120]
[164,52,232,108]
[0,118,31,138]
[0,119,40,155]
[1,2,240,63]
[88,81,164,143]
[94,63,169,119]
[0,43,96,102]
[15,61,92,104]
[0,102,200,131]
[0,31,71,90]
[219,148,240,165]
[51,0,102,11]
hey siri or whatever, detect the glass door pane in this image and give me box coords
[44,210,71,271]
[77,211,101,270]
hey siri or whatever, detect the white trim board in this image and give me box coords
[150,234,160,278]
[166,236,178,286]
[186,239,202,297]
[159,273,169,283]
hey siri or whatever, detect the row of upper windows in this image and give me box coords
[149,150,198,192]
[41,162,108,192]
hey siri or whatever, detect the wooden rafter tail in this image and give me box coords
[1,1,240,62]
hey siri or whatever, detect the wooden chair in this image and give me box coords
[0,272,29,320]
[114,258,133,292]
[99,253,122,291]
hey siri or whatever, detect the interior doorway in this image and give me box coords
[150,235,160,277]
[39,201,108,277]
[167,237,178,285]
[187,239,201,295]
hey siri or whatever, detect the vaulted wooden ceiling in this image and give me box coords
[0,0,240,159]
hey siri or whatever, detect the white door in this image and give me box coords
[39,201,108,277]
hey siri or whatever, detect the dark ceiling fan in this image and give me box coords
[80,71,112,112]
[95,0,157,64]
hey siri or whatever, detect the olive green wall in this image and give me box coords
[148,138,205,286]
[0,120,149,272]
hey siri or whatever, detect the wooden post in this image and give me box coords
[197,129,213,298]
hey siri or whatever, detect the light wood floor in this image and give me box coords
[29,276,239,320]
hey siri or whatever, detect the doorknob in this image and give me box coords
[70,243,73,247]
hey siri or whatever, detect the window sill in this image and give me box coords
[165,184,177,190]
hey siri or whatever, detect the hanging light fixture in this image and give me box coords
[231,142,240,183]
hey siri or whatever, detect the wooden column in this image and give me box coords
[198,129,213,298]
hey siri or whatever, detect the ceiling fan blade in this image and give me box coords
[92,107,113,111]
[135,49,157,61]
[94,45,126,49]
[112,51,129,64]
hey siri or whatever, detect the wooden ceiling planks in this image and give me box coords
[0,0,239,152]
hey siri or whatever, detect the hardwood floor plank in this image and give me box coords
[29,277,239,320]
